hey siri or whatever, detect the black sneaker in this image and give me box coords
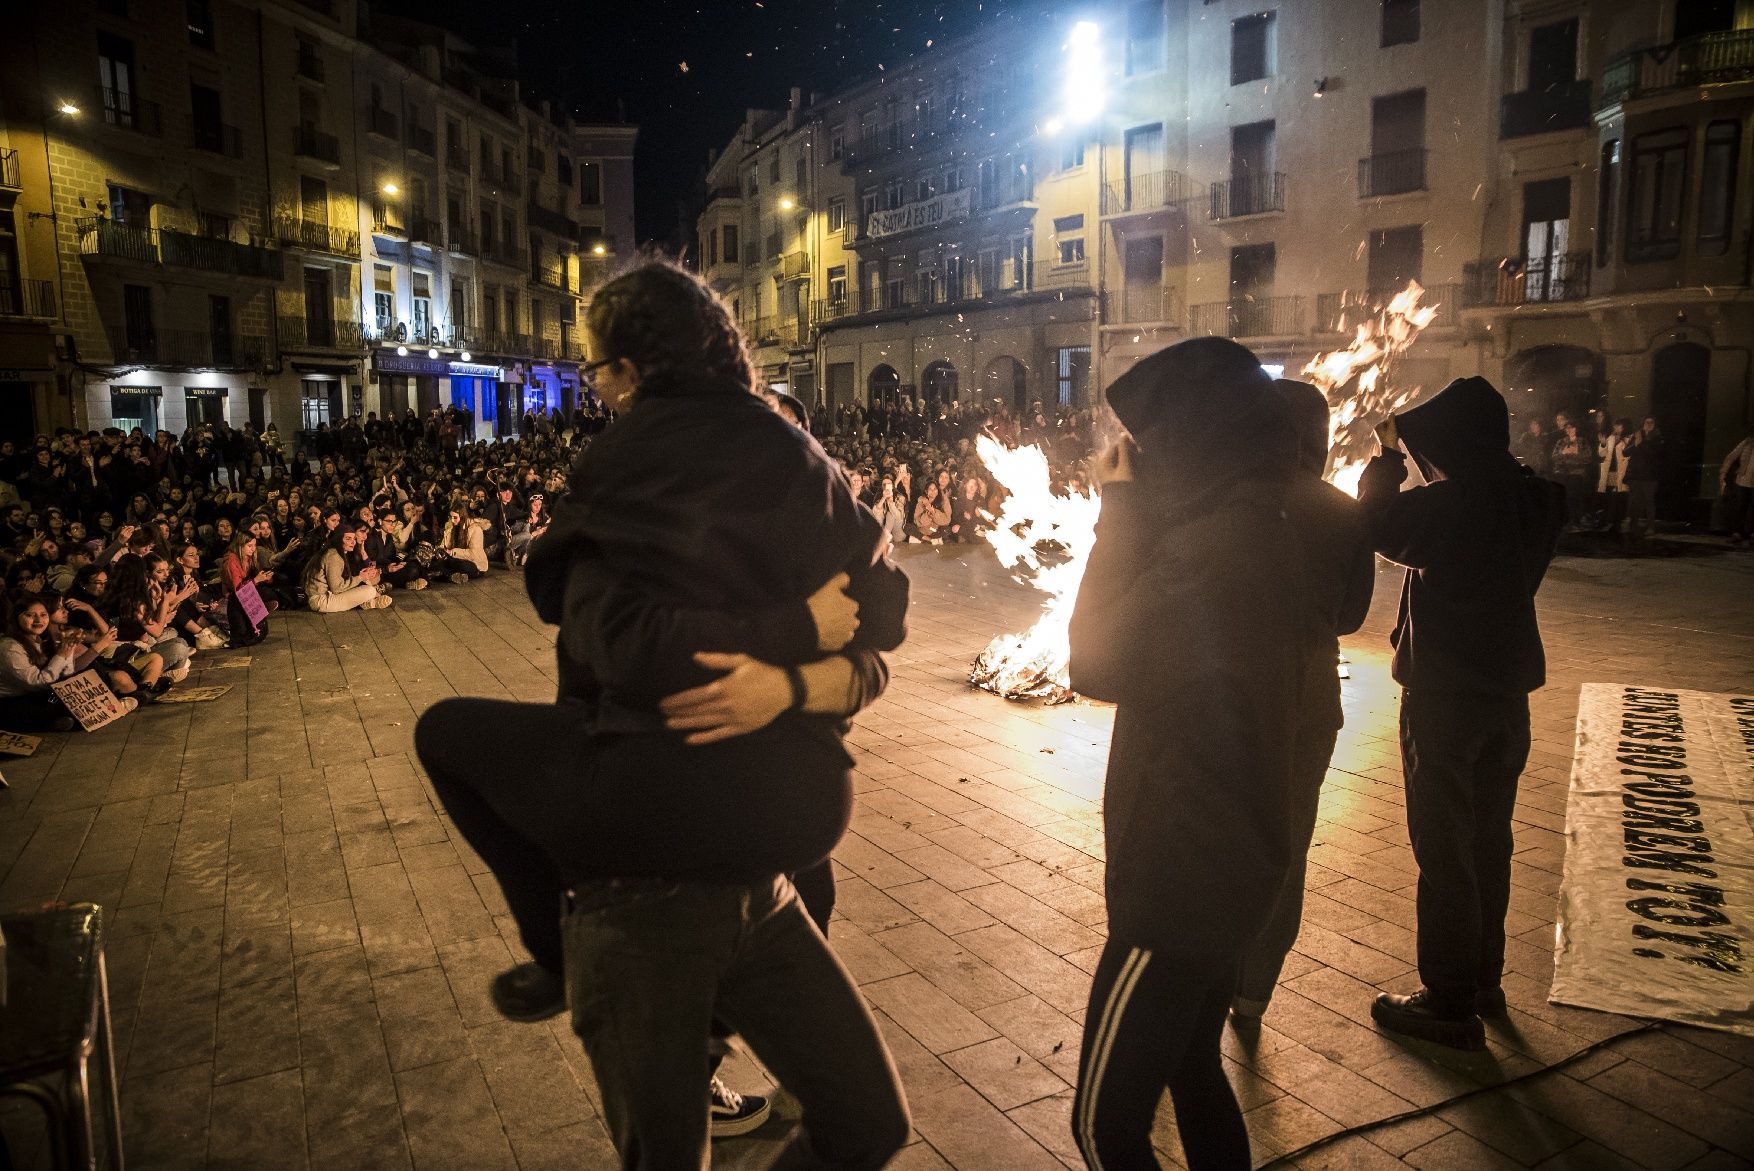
[1371,989,1486,1051]
[1476,986,1508,1016]
[708,1077,771,1138]
[489,963,565,1022]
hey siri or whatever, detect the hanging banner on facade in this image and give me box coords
[1552,684,1754,1035]
[866,189,972,241]
[50,670,128,733]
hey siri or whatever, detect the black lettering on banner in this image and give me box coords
[1626,896,1731,928]
[1622,851,1718,879]
[1622,809,1706,834]
[1630,924,1746,973]
[1622,773,1694,792]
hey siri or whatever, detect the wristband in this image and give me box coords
[784,664,808,712]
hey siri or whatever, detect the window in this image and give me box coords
[1381,0,1418,46]
[722,224,739,263]
[1059,138,1086,171]
[1010,234,1034,287]
[1597,139,1620,265]
[97,32,137,128]
[449,279,469,334]
[885,180,906,210]
[1055,346,1091,407]
[1528,19,1578,92]
[1367,225,1423,290]
[502,212,517,255]
[186,0,214,49]
[579,161,601,205]
[827,265,847,304]
[976,158,999,209]
[479,134,493,175]
[300,379,333,430]
[1126,2,1165,75]
[915,176,934,203]
[827,199,845,233]
[943,163,964,192]
[410,273,431,339]
[446,119,464,161]
[1523,178,1574,299]
[198,211,230,239]
[482,287,499,334]
[770,156,782,184]
[123,283,154,354]
[829,124,845,161]
[108,183,150,226]
[1627,128,1687,262]
[1231,12,1275,86]
[110,386,161,434]
[558,156,573,186]
[529,147,545,176]
[1054,214,1086,264]
[977,248,1000,294]
[190,83,224,153]
[795,156,807,192]
[373,263,395,330]
[209,295,232,364]
[860,188,878,229]
[746,168,758,196]
[479,202,495,252]
[1697,120,1739,255]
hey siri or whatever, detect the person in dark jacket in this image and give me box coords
[1067,338,1338,1169]
[414,260,910,1168]
[1357,376,1566,1049]
[1231,381,1377,1023]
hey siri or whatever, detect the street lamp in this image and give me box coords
[1061,21,1104,126]
[778,196,795,211]
[460,350,472,362]
[381,182,399,196]
[591,243,607,256]
[57,101,80,116]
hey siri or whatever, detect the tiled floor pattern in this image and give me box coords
[1,542,1751,1169]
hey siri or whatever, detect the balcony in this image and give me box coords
[1357,149,1427,197]
[192,121,244,158]
[296,46,325,82]
[277,313,364,351]
[79,219,155,263]
[293,124,341,165]
[1602,29,1754,106]
[532,264,574,293]
[1103,285,1180,326]
[445,147,469,174]
[1,148,21,190]
[407,124,436,157]
[809,261,1094,328]
[445,225,479,256]
[102,326,265,368]
[476,332,533,356]
[367,106,399,139]
[1500,80,1593,138]
[370,209,407,238]
[486,240,529,270]
[527,201,576,239]
[158,227,283,279]
[1315,283,1460,332]
[1100,170,1202,216]
[1209,173,1285,220]
[780,251,811,280]
[1188,296,1305,338]
[0,280,56,319]
[97,86,163,136]
[1463,252,1591,307]
[272,213,359,258]
[407,216,443,246]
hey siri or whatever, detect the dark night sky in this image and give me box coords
[380,0,1038,247]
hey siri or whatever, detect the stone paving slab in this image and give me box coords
[1,543,1752,1169]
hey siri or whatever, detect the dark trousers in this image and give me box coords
[1399,688,1531,1007]
[0,691,68,732]
[1072,940,1249,1170]
[565,876,909,1170]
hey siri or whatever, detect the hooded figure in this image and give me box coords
[1357,376,1565,1050]
[1067,338,1340,1168]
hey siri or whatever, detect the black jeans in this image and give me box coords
[1072,939,1249,1170]
[565,876,909,1170]
[1399,688,1531,1007]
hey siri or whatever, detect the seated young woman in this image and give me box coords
[0,594,137,731]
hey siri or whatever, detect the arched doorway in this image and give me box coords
[1651,342,1710,522]
[920,360,958,414]
[983,356,1028,413]
[866,363,901,407]
[1505,345,1605,431]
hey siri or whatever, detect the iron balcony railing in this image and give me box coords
[98,86,163,135]
[192,121,244,157]
[1357,149,1427,197]
[527,201,577,239]
[1463,252,1591,307]
[809,261,1094,327]
[532,264,574,293]
[370,209,407,237]
[475,332,534,356]
[272,213,358,258]
[446,225,480,256]
[1,148,20,189]
[1315,283,1460,332]
[407,216,443,246]
[1188,295,1305,338]
[79,218,158,263]
[0,279,56,319]
[1100,169,1203,216]
[367,106,399,139]
[157,227,283,278]
[445,146,469,173]
[486,240,530,270]
[1103,285,1180,326]
[781,251,811,280]
[1500,80,1594,138]
[277,312,364,351]
[105,326,265,368]
[407,123,436,157]
[296,45,325,81]
[292,124,341,164]
[1602,29,1754,106]
[1209,172,1285,219]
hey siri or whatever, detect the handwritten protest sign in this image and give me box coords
[235,580,270,630]
[50,670,127,732]
[157,685,232,704]
[0,731,42,757]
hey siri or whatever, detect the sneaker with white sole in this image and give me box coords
[405,578,427,591]
[708,1077,770,1138]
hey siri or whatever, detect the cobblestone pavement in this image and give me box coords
[2,542,1751,1170]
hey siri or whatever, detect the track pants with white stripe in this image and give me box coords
[1071,940,1249,1170]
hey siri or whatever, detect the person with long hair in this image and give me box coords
[438,501,489,583]
[414,259,910,1167]
[0,594,133,731]
[218,530,271,646]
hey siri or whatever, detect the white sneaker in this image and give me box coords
[708,1077,770,1139]
[120,697,140,714]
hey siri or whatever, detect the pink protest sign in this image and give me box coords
[235,580,270,630]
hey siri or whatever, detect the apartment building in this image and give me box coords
[0,0,635,445]
[700,0,1751,516]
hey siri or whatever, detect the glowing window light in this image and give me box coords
[1062,21,1104,125]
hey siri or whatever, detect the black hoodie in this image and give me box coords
[1358,377,1566,697]
[1069,339,1337,958]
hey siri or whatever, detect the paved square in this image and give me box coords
[2,543,1751,1169]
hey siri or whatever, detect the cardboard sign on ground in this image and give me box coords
[1553,683,1754,1035]
[49,670,128,732]
[157,685,232,704]
[0,731,42,757]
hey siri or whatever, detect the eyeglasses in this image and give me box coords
[582,357,617,375]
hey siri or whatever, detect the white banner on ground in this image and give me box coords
[1552,683,1754,1035]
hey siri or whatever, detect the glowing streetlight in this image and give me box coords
[396,345,408,356]
[778,196,795,211]
[591,243,607,256]
[460,350,472,362]
[381,182,400,196]
[1061,21,1104,126]
[1042,117,1064,137]
[427,347,438,359]
[58,101,81,116]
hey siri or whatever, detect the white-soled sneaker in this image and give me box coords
[708,1076,770,1139]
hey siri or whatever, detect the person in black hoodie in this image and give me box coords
[1357,376,1566,1049]
[1067,338,1339,1169]
[414,260,910,1168]
[1231,381,1377,1023]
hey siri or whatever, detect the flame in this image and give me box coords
[1304,281,1439,495]
[968,436,1103,703]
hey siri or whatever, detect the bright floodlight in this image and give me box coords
[778,196,795,210]
[592,243,607,255]
[427,348,439,359]
[381,182,399,195]
[58,101,81,116]
[1062,20,1103,124]
[1042,117,1065,136]
[460,350,472,362]
[396,345,408,356]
